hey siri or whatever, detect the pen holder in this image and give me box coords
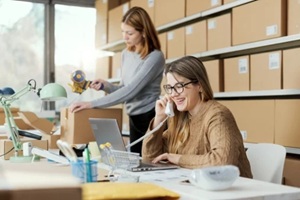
[71,159,98,183]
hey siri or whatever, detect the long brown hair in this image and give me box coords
[122,6,161,59]
[164,56,214,153]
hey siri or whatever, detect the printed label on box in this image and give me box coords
[266,25,278,36]
[211,0,220,6]
[208,20,216,30]
[167,32,174,40]
[148,0,154,7]
[269,53,280,70]
[186,26,193,35]
[238,58,248,74]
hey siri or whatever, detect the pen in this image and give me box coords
[84,148,92,182]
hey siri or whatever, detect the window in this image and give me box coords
[0,0,45,112]
[0,0,97,112]
[54,4,97,110]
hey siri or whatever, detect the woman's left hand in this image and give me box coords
[152,153,181,165]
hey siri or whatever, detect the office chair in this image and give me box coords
[246,143,286,184]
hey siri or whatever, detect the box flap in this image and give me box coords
[18,112,55,135]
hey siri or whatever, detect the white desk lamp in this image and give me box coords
[0,79,67,162]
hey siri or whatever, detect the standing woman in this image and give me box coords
[69,7,165,155]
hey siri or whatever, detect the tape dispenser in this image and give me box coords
[68,70,91,94]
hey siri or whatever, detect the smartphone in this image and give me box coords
[165,102,175,117]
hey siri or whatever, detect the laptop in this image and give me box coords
[89,118,179,172]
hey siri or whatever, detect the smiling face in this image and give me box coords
[166,72,202,116]
[121,23,143,51]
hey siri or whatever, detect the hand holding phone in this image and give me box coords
[165,102,174,117]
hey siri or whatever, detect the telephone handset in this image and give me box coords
[126,101,174,150]
[165,102,175,117]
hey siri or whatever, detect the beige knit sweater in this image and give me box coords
[142,100,253,178]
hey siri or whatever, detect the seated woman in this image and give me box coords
[142,56,253,178]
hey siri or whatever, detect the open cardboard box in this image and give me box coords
[17,111,60,149]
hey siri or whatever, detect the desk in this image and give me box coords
[110,166,300,200]
[1,159,300,200]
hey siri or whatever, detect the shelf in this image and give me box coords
[99,0,256,52]
[214,89,300,99]
[166,34,300,63]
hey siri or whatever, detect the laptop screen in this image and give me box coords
[89,118,126,151]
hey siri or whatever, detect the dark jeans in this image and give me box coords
[129,108,155,156]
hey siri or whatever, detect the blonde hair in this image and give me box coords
[122,6,161,59]
[164,56,214,153]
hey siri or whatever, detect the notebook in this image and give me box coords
[89,118,179,172]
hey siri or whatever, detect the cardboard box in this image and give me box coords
[283,47,300,89]
[160,74,167,96]
[186,0,222,17]
[154,0,185,27]
[219,100,275,143]
[111,51,122,78]
[250,51,282,91]
[18,111,59,149]
[223,0,238,4]
[108,3,130,43]
[60,107,122,145]
[167,27,185,59]
[158,32,167,59]
[275,100,300,148]
[207,13,231,50]
[287,0,300,35]
[185,20,207,55]
[283,155,300,187]
[130,0,154,22]
[0,107,19,125]
[95,56,111,80]
[202,59,223,93]
[122,104,129,132]
[232,0,287,45]
[224,55,250,92]
[0,139,48,160]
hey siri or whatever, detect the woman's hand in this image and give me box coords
[69,102,92,113]
[152,153,181,165]
[152,95,173,128]
[90,79,105,91]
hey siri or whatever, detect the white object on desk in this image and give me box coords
[189,165,240,191]
[118,167,300,200]
[31,147,69,165]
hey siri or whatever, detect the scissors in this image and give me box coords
[56,140,78,163]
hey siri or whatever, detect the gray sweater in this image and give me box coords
[91,49,165,116]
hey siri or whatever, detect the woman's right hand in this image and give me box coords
[90,79,105,91]
[153,95,173,128]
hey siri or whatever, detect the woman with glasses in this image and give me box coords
[69,7,165,156]
[142,56,253,178]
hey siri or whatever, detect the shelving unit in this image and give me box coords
[100,0,256,53]
[100,0,300,155]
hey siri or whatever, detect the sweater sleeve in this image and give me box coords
[142,119,168,160]
[90,50,165,108]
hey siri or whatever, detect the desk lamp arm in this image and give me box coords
[0,79,37,154]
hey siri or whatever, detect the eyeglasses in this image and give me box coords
[163,80,197,94]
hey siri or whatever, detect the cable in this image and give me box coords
[125,117,169,151]
[0,147,14,157]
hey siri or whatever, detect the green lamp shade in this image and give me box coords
[39,83,67,101]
